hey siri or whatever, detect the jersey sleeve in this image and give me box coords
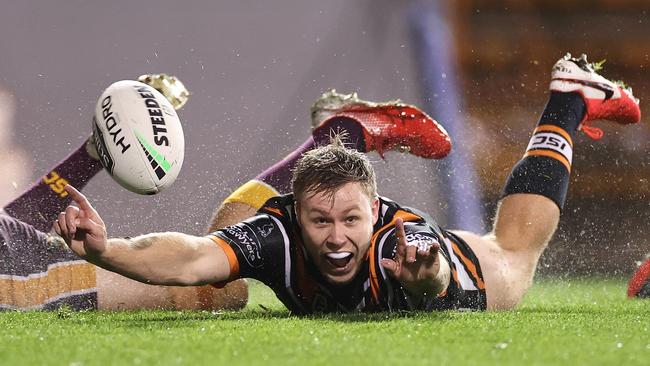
[206,213,288,285]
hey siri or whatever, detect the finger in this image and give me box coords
[75,215,103,237]
[381,259,400,278]
[394,218,407,259]
[405,244,418,263]
[57,212,69,237]
[64,185,103,224]
[416,239,440,257]
[53,220,62,236]
[65,205,81,235]
[64,184,88,208]
[418,243,441,264]
[395,218,405,240]
[417,247,431,258]
[69,184,105,226]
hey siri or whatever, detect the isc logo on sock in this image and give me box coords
[43,171,69,198]
[524,125,574,172]
[527,133,572,162]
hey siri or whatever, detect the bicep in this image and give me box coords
[185,235,236,285]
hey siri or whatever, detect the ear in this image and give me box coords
[371,198,379,225]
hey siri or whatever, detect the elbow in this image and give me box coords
[136,264,204,286]
[163,272,204,286]
[163,263,221,286]
[436,257,452,295]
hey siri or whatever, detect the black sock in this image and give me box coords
[502,92,585,210]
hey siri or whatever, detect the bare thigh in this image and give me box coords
[454,230,542,310]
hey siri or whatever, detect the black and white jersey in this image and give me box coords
[208,195,486,314]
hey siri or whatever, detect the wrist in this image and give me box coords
[402,256,449,300]
[432,252,451,295]
[93,237,125,263]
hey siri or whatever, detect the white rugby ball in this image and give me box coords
[92,80,185,195]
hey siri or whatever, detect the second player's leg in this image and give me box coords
[0,213,98,311]
[3,139,102,232]
[96,268,248,311]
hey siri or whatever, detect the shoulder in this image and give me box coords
[375,197,445,236]
[257,194,295,220]
[207,210,293,281]
[372,198,446,257]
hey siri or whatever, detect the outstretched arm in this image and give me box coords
[380,218,451,301]
[54,185,231,286]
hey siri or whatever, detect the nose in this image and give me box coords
[328,222,347,247]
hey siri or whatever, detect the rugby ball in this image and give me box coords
[92,80,184,195]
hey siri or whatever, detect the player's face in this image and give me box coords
[296,182,379,285]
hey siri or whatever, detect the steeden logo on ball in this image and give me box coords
[92,79,185,195]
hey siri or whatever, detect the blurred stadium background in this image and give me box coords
[0,0,647,276]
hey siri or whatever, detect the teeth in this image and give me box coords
[326,252,352,259]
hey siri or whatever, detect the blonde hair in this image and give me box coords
[292,134,377,201]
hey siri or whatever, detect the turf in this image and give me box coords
[1,278,648,366]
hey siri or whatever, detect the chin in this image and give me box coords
[317,254,363,285]
[322,269,357,286]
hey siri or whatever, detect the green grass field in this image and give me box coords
[1,278,648,366]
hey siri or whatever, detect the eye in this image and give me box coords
[313,217,329,225]
[345,216,359,224]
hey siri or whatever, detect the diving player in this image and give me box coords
[0,86,444,311]
[55,54,642,312]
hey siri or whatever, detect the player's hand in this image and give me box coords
[380,217,442,297]
[53,185,108,260]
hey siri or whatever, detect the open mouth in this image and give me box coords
[324,252,354,270]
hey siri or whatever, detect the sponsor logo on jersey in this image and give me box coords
[134,85,170,147]
[223,224,263,268]
[404,231,439,252]
[257,224,274,238]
